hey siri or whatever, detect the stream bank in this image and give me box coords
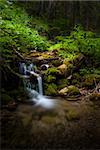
[1,95,100,149]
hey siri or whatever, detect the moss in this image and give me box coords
[45,83,57,95]
[58,79,69,90]
[63,58,70,65]
[67,85,80,95]
[52,60,62,67]
[59,85,80,96]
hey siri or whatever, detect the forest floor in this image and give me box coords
[1,94,100,150]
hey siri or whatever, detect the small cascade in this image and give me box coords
[19,62,43,94]
[37,76,43,95]
[19,62,57,109]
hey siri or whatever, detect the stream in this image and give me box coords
[19,62,57,109]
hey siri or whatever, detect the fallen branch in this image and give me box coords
[6,65,25,79]
[13,48,25,60]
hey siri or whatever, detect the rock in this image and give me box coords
[52,59,63,67]
[40,64,49,70]
[59,85,80,96]
[58,64,67,75]
[58,63,73,77]
[67,85,80,96]
[59,87,68,95]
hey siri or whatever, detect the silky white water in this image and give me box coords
[37,76,43,95]
[27,88,57,109]
[19,62,56,109]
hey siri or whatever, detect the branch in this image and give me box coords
[13,48,25,60]
[6,65,25,79]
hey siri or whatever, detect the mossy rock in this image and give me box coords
[44,83,58,96]
[52,59,62,67]
[58,63,73,76]
[1,93,13,106]
[63,58,71,66]
[67,85,80,95]
[59,85,80,96]
[66,109,80,121]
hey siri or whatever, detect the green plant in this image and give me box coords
[0,0,48,62]
[49,25,100,62]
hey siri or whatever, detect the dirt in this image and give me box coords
[1,96,100,150]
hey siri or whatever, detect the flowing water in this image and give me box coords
[19,62,57,109]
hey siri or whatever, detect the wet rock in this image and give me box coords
[40,64,49,70]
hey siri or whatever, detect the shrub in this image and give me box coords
[0,0,48,62]
[49,25,100,61]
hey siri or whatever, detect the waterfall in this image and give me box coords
[19,62,57,109]
[19,62,43,95]
[37,76,43,95]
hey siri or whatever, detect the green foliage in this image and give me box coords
[58,79,69,90]
[80,68,100,76]
[44,75,56,83]
[0,0,48,61]
[49,25,100,61]
[30,18,49,34]
[45,67,60,75]
[45,83,57,95]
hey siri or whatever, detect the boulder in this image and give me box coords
[59,85,80,96]
[59,87,68,95]
[58,64,67,75]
